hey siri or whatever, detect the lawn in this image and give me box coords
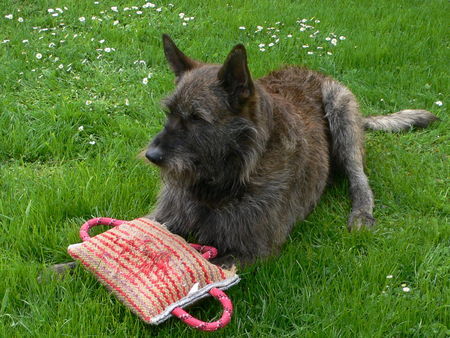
[0,0,448,336]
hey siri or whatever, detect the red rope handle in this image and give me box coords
[171,288,233,331]
[79,217,126,241]
[189,244,218,260]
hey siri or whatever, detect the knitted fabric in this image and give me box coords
[68,218,239,326]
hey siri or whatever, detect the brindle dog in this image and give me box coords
[144,35,437,266]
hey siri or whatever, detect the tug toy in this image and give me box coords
[68,218,240,331]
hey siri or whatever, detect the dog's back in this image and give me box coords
[255,66,332,231]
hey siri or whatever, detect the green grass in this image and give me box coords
[0,0,448,336]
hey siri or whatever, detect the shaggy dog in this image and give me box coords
[145,34,437,266]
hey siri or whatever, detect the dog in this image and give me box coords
[144,34,437,266]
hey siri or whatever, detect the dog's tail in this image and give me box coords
[363,109,438,132]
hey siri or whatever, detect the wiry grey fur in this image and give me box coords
[321,80,375,229]
[363,109,438,132]
[144,35,438,266]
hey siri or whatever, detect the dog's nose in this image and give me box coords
[145,147,164,165]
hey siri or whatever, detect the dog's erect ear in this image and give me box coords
[218,44,254,102]
[162,34,199,78]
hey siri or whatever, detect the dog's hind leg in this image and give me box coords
[322,80,375,230]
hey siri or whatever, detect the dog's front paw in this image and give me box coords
[347,210,375,231]
[210,254,237,269]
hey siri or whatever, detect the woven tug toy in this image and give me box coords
[68,217,240,331]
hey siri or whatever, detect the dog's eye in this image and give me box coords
[191,114,201,121]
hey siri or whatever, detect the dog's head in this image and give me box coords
[146,35,265,198]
